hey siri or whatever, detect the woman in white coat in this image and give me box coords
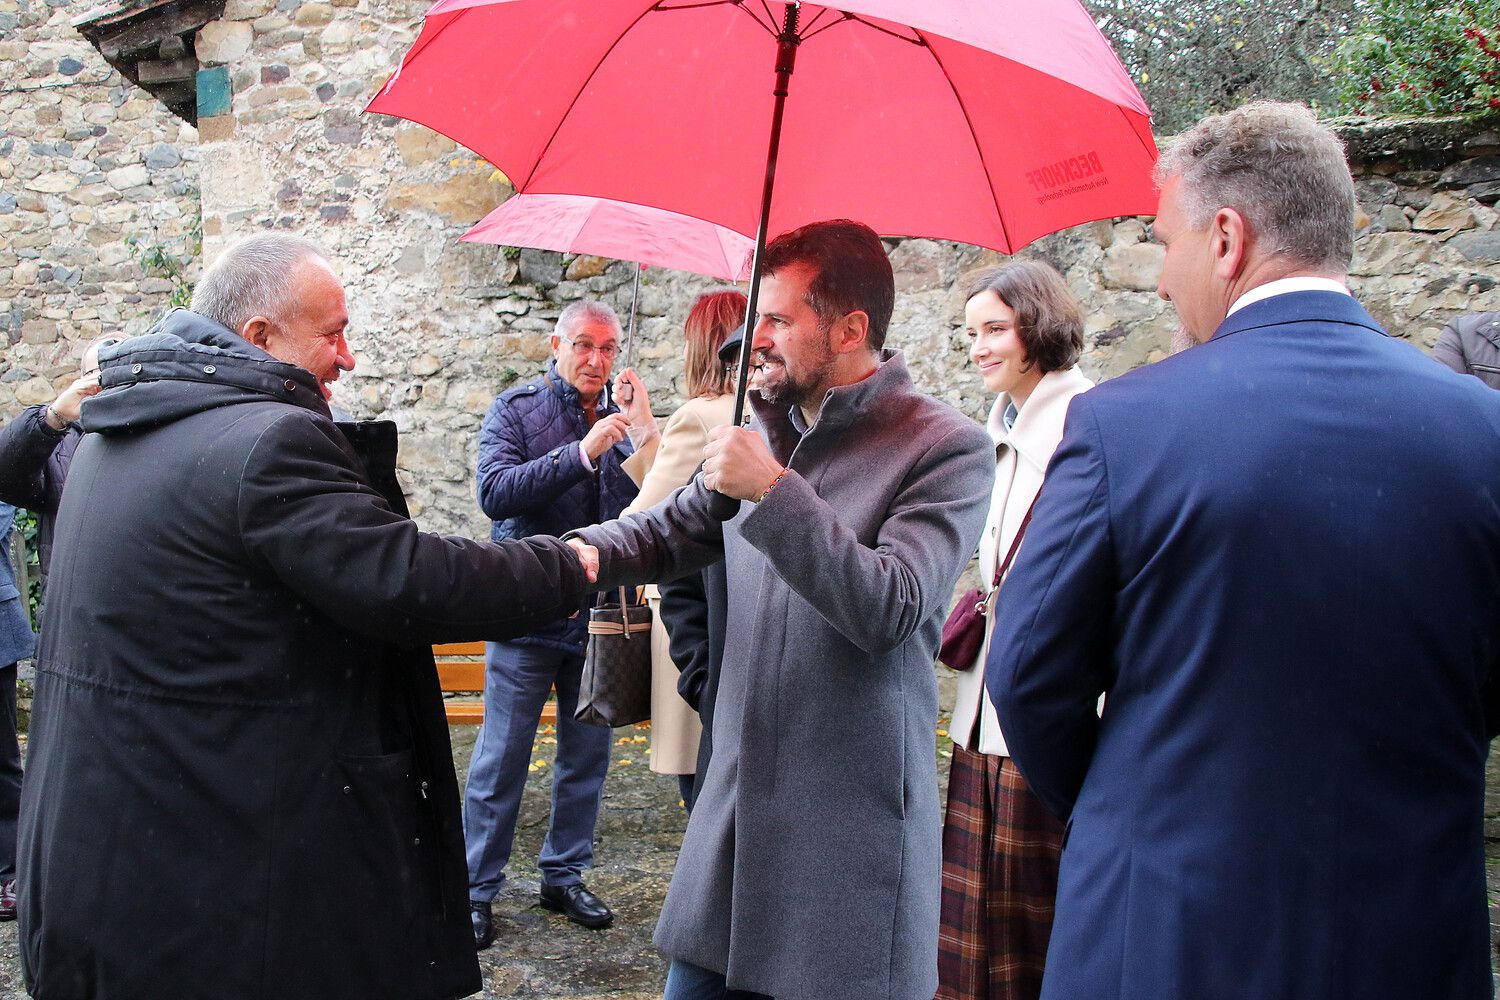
[618,289,745,807]
[937,261,1094,1000]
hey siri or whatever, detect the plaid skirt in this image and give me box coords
[935,746,1065,1000]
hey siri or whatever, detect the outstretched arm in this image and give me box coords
[568,476,728,591]
[241,413,589,645]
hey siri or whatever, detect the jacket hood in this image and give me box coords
[82,308,330,435]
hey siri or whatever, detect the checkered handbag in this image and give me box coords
[576,587,653,727]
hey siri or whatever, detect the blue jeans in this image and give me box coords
[662,959,772,1000]
[463,641,611,901]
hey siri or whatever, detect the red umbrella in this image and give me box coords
[463,193,754,283]
[464,193,754,386]
[369,0,1157,513]
[371,0,1154,254]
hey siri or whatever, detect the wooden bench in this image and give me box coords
[433,641,556,725]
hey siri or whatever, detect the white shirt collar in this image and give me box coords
[1227,276,1351,317]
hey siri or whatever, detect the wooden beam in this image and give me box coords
[79,0,226,61]
[136,56,198,84]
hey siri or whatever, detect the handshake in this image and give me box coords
[565,537,600,583]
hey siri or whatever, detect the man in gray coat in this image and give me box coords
[568,220,994,1000]
[1433,311,1500,389]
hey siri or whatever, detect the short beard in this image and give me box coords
[1169,325,1201,355]
[757,331,836,408]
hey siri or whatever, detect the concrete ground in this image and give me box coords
[0,720,1494,998]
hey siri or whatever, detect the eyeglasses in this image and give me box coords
[559,335,620,362]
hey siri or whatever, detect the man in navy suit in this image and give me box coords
[987,101,1500,999]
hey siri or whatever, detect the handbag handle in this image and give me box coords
[586,586,651,639]
[977,490,1042,615]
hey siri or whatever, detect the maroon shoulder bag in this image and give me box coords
[937,492,1039,672]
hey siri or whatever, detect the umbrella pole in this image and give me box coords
[626,263,641,368]
[620,263,641,404]
[708,1,801,521]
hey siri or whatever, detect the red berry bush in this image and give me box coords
[1337,0,1500,117]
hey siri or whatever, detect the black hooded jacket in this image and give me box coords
[18,310,587,1000]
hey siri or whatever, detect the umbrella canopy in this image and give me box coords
[463,193,755,282]
[368,0,1158,255]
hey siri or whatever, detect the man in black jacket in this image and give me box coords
[18,233,594,1000]
[0,333,121,587]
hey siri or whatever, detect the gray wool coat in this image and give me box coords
[574,351,993,1000]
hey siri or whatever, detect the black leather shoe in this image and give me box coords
[0,878,14,922]
[470,900,495,950]
[539,882,613,929]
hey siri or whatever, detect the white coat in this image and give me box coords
[951,366,1093,755]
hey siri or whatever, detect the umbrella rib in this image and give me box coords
[798,6,835,34]
[732,1,777,36]
[654,0,736,9]
[756,0,779,34]
[799,14,850,43]
[840,13,922,46]
[657,0,775,37]
[914,29,1014,252]
[519,4,663,192]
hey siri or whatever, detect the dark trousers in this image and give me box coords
[0,662,21,880]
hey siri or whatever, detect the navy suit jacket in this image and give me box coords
[988,291,1500,1000]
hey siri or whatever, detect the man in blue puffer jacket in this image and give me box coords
[465,300,653,949]
[0,502,34,923]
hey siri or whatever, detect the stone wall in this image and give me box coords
[6,1,1500,538]
[0,0,201,413]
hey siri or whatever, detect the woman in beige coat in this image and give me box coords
[619,289,745,806]
[937,262,1094,1000]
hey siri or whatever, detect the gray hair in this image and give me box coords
[555,300,622,340]
[1154,101,1354,273]
[190,233,328,334]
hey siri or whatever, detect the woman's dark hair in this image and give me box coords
[964,260,1084,374]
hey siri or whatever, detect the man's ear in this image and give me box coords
[831,311,870,355]
[1211,207,1249,283]
[241,315,273,349]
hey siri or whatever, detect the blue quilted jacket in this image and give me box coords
[0,502,35,668]
[477,362,637,651]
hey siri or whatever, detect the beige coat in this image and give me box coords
[622,393,735,774]
[951,366,1093,755]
